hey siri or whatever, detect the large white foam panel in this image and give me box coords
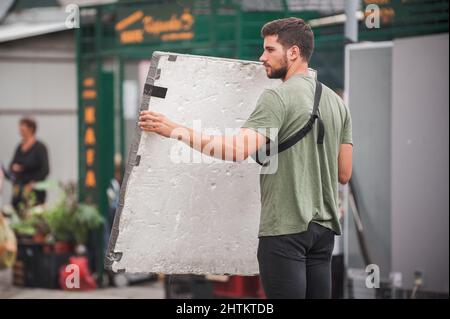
[107,52,279,275]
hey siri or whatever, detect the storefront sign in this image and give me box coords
[116,4,195,45]
[81,76,97,192]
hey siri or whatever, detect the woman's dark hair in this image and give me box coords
[19,117,37,134]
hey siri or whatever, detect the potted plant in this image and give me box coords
[39,182,105,251]
[9,181,105,288]
[10,203,48,244]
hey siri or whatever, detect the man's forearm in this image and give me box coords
[174,126,248,162]
[138,111,262,162]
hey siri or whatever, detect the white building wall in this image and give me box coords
[0,32,77,207]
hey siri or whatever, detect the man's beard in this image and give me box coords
[265,56,288,79]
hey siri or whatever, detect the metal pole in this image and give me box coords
[343,0,360,299]
[345,0,359,43]
[282,0,289,17]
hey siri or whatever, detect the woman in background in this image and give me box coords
[9,118,49,212]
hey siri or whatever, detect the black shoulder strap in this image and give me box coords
[278,79,324,151]
[255,79,324,166]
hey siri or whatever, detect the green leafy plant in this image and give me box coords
[10,205,47,238]
[11,181,105,245]
[43,195,73,242]
[42,183,105,244]
[10,213,37,237]
[72,204,104,244]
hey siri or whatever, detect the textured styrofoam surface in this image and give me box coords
[108,52,279,275]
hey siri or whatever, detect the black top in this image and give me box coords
[9,140,49,185]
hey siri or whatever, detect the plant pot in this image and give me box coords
[32,233,46,244]
[13,242,72,289]
[16,234,34,244]
[54,242,73,254]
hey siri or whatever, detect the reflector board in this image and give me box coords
[107,52,283,274]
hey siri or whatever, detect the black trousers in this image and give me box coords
[257,222,335,299]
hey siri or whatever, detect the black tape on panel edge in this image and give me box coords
[144,84,168,99]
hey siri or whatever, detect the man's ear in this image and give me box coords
[287,45,301,61]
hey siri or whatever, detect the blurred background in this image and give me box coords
[0,0,448,299]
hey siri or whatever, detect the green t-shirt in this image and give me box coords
[242,74,353,237]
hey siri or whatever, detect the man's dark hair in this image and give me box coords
[20,117,37,134]
[261,17,314,63]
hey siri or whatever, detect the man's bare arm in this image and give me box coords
[139,111,267,162]
[338,144,353,184]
